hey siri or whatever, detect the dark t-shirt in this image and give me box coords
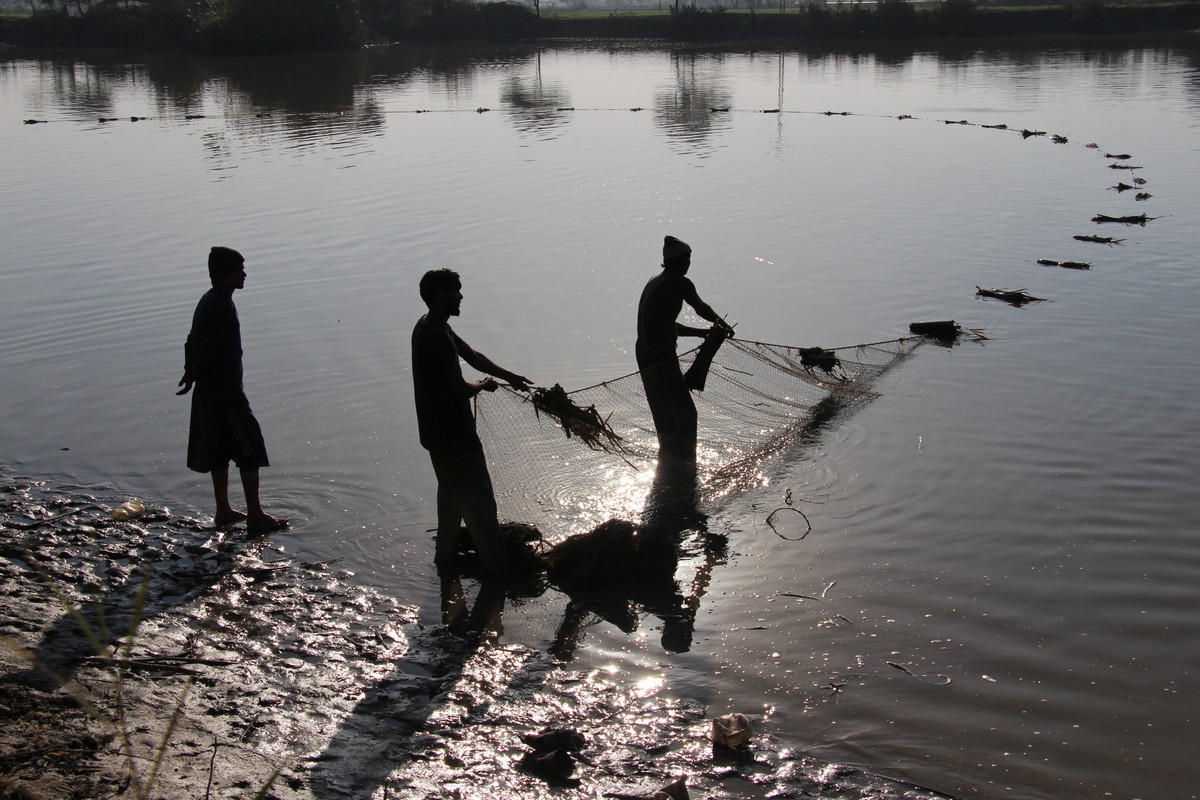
[412,314,482,454]
[184,288,243,402]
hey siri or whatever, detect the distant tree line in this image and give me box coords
[2,0,1199,51]
[0,0,542,51]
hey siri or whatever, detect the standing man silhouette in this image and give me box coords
[178,246,287,532]
[412,268,532,573]
[636,236,734,463]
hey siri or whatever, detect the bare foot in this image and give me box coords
[214,509,248,528]
[246,514,289,534]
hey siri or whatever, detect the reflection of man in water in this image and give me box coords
[636,236,735,463]
[412,268,532,574]
[177,246,287,533]
[548,460,724,659]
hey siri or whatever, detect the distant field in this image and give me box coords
[539,0,1184,18]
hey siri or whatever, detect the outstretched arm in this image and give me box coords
[453,331,532,392]
[679,280,735,338]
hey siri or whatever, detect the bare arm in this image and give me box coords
[177,335,194,395]
[679,279,735,338]
[452,330,532,392]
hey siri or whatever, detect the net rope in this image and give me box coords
[475,336,922,539]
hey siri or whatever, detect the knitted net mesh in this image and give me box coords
[475,336,921,539]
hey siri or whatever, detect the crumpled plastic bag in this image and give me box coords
[710,712,753,748]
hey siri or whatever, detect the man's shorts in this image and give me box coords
[187,389,270,473]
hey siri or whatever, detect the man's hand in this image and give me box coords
[508,374,533,393]
[478,377,499,393]
[715,319,735,338]
[176,375,193,396]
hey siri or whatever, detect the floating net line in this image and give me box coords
[475,335,922,539]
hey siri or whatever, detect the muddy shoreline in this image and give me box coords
[1,472,954,799]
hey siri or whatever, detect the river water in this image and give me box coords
[2,35,1199,799]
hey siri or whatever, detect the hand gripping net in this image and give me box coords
[474,336,921,538]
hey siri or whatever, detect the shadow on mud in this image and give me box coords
[310,458,725,797]
[0,474,268,689]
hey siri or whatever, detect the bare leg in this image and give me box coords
[211,469,247,527]
[239,468,287,531]
[433,468,465,567]
[429,452,508,572]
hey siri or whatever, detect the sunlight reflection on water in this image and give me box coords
[3,37,1200,800]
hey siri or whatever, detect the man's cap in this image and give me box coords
[208,246,244,280]
[663,235,692,261]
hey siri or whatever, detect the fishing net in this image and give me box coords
[475,336,921,539]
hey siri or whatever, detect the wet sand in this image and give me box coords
[1,472,955,799]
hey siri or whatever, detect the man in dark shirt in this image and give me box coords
[412,268,532,573]
[636,236,735,463]
[178,246,287,533]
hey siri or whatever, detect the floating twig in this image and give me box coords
[1074,234,1124,245]
[1037,259,1091,270]
[976,287,1045,306]
[1092,213,1153,225]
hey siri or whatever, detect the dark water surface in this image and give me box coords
[3,37,1200,799]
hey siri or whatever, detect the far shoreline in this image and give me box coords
[2,1,1199,55]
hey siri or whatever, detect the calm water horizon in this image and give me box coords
[3,36,1199,798]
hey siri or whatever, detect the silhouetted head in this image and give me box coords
[420,268,462,309]
[208,246,244,284]
[662,235,692,274]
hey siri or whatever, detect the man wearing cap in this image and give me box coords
[412,268,532,574]
[177,246,287,533]
[636,236,735,463]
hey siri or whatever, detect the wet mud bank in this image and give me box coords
[1,471,955,799]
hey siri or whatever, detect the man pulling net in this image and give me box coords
[636,236,737,465]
